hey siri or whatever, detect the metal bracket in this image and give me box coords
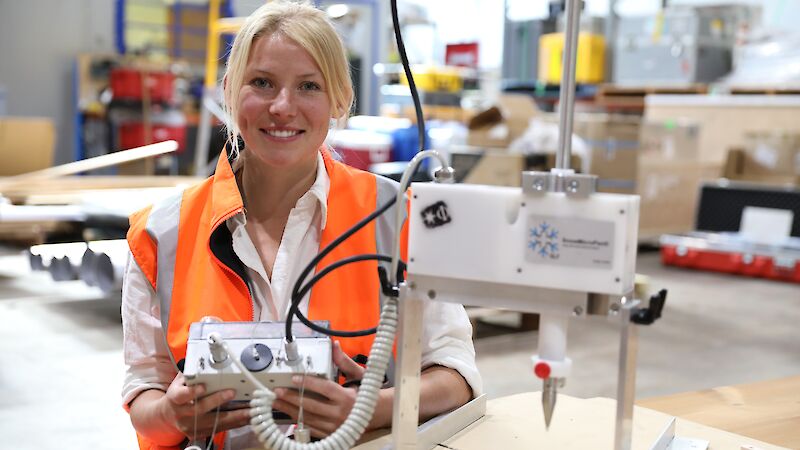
[650,417,710,450]
[522,171,598,198]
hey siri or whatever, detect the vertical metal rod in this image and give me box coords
[614,303,638,450]
[194,90,213,176]
[556,0,582,170]
[392,285,425,449]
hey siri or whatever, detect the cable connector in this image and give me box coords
[284,337,300,363]
[631,289,667,325]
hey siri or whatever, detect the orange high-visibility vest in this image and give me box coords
[126,147,408,450]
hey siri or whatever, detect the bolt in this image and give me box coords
[517,267,522,273]
[615,277,620,283]
[573,306,584,316]
[609,303,621,313]
[427,290,436,300]
[619,209,625,215]
[567,180,580,193]
[533,178,546,191]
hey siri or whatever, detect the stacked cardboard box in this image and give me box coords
[724,132,800,186]
[0,117,55,176]
[637,121,721,238]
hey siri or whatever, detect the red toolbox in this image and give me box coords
[110,68,175,103]
[118,123,187,153]
[660,232,800,283]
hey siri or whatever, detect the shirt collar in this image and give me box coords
[230,150,329,230]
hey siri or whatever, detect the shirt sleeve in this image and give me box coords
[419,301,483,398]
[121,252,177,411]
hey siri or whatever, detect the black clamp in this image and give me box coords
[377,265,404,298]
[631,289,667,325]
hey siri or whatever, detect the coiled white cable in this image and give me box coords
[211,297,399,450]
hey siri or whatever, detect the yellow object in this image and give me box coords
[538,32,606,84]
[399,66,463,93]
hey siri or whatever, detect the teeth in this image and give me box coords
[265,129,299,138]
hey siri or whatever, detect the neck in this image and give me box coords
[240,150,318,222]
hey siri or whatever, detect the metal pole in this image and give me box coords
[392,284,424,449]
[556,0,581,170]
[614,301,638,450]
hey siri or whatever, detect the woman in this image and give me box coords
[121,1,481,449]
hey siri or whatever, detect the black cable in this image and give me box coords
[283,0,427,342]
[390,0,425,153]
[289,254,406,338]
[286,198,395,340]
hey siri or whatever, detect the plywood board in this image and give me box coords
[355,393,784,450]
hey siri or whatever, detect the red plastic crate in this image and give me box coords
[110,68,175,103]
[118,123,186,153]
[660,244,800,283]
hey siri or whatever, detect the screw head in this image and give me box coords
[427,290,436,300]
[573,306,584,316]
[567,180,580,193]
[533,178,546,191]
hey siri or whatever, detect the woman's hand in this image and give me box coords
[273,341,382,438]
[156,373,251,441]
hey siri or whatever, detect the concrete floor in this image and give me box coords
[0,248,798,449]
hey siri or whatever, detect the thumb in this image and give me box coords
[332,340,365,380]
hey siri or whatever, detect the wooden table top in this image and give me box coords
[638,375,800,449]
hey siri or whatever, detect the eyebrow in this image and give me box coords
[251,69,322,79]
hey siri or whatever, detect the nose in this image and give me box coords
[269,87,296,118]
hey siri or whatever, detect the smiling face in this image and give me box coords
[236,32,332,171]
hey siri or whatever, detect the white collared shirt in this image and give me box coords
[121,152,483,426]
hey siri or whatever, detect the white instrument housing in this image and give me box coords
[183,321,335,402]
[407,183,640,311]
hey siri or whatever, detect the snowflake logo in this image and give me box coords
[528,222,559,259]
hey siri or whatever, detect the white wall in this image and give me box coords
[0,0,115,164]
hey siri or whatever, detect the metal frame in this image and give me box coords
[391,283,645,449]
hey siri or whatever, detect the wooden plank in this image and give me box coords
[0,140,178,189]
[355,393,782,449]
[0,176,201,204]
[729,86,800,96]
[638,375,800,449]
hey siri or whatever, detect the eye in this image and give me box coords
[250,78,270,89]
[299,81,321,91]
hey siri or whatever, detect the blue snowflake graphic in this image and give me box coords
[528,222,560,259]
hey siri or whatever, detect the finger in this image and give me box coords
[168,375,206,406]
[213,408,252,433]
[332,341,365,380]
[276,383,344,419]
[293,375,341,400]
[272,400,337,437]
[186,408,250,438]
[196,389,236,414]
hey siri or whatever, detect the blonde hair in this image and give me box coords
[222,0,354,157]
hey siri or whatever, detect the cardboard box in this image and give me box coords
[639,120,701,161]
[540,113,640,183]
[449,147,581,187]
[741,132,800,177]
[0,117,55,176]
[723,148,800,186]
[637,160,722,238]
[451,148,524,186]
[467,94,538,148]
[645,95,800,164]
